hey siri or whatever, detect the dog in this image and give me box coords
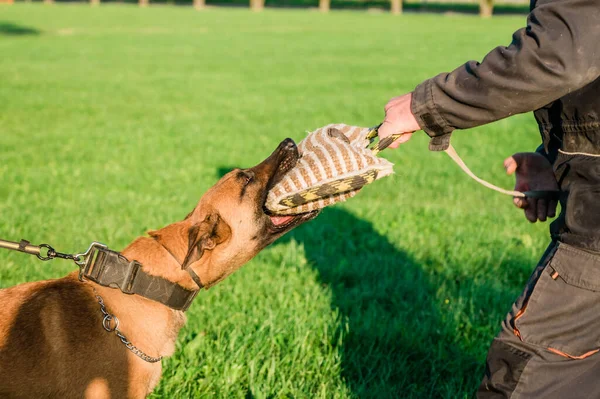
[0,138,318,399]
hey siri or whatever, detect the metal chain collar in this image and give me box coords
[93,288,163,363]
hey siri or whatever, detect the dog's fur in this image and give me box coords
[0,139,317,398]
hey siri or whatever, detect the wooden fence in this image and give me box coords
[2,0,529,17]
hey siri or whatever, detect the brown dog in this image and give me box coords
[0,139,318,399]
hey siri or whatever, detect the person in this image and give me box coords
[377,0,600,397]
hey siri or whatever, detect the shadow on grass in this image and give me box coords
[274,207,483,397]
[214,166,525,397]
[275,205,535,398]
[0,22,40,36]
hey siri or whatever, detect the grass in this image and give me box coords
[0,4,549,398]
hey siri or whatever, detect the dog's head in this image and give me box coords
[154,139,318,288]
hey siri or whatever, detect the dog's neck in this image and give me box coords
[86,223,202,361]
[123,221,200,292]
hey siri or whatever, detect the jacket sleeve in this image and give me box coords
[411,0,600,151]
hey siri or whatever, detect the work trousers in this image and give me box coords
[478,242,600,398]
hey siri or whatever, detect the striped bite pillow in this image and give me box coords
[265,124,394,215]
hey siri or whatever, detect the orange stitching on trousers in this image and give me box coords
[512,305,527,341]
[547,347,600,360]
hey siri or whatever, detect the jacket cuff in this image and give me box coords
[411,78,454,151]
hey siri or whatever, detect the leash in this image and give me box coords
[443,144,526,198]
[0,238,86,262]
[368,125,560,200]
[0,237,200,363]
[443,144,562,200]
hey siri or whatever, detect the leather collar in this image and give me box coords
[81,247,200,311]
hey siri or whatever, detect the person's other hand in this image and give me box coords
[378,93,421,149]
[504,152,559,223]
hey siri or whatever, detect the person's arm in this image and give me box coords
[380,0,600,150]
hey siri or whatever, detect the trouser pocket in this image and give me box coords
[513,243,600,359]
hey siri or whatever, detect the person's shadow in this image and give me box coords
[274,207,486,398]
[217,166,520,398]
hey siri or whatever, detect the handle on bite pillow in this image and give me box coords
[366,124,406,155]
[444,144,561,200]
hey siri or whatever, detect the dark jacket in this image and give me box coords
[410,0,600,251]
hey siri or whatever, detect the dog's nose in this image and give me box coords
[280,138,296,151]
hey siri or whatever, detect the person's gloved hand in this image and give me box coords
[378,93,421,148]
[504,152,559,223]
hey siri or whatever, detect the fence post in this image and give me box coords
[390,0,402,14]
[319,0,330,12]
[250,0,264,11]
[479,0,493,17]
[194,0,205,9]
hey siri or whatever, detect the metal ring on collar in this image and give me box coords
[102,314,120,332]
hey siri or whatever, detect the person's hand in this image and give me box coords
[504,152,559,223]
[378,93,421,149]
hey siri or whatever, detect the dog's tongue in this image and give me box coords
[270,215,295,226]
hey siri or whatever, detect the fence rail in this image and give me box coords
[4,0,530,16]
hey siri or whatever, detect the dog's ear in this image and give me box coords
[182,213,231,270]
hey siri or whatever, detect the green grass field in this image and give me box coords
[0,5,550,398]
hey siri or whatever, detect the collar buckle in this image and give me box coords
[120,260,141,294]
[78,242,109,282]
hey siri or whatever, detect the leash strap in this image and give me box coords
[371,126,559,200]
[0,239,42,256]
[443,144,561,200]
[444,144,526,198]
[0,238,82,261]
